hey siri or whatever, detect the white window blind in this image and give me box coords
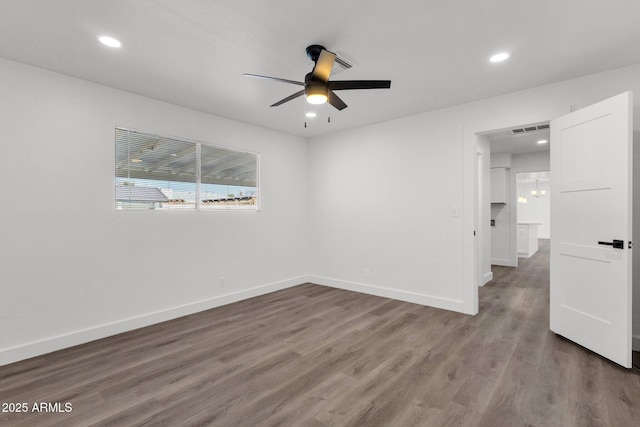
[115,128,258,210]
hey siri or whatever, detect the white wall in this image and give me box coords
[308,111,468,312]
[309,64,640,316]
[0,59,309,365]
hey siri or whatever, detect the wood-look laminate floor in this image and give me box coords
[1,240,639,426]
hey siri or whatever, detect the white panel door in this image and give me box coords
[550,92,633,368]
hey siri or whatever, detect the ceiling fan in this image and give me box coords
[243,45,391,111]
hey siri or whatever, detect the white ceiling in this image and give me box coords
[1,0,639,138]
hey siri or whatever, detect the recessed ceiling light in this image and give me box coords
[98,35,122,48]
[305,112,317,118]
[537,139,548,144]
[489,52,510,63]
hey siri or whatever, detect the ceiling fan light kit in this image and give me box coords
[306,94,327,105]
[305,83,328,105]
[244,44,391,113]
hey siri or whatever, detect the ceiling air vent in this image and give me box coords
[335,56,353,71]
[510,123,550,135]
[331,52,355,75]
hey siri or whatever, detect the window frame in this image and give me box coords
[115,127,260,212]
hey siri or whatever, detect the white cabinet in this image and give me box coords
[490,168,508,203]
[517,222,541,258]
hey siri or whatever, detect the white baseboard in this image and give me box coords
[491,258,517,267]
[633,334,640,352]
[0,276,308,367]
[309,275,467,314]
[481,271,493,286]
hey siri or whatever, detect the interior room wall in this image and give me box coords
[310,64,640,316]
[307,110,468,312]
[0,58,310,365]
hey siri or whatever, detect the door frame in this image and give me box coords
[474,122,552,289]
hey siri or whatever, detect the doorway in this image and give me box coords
[476,92,635,368]
[482,123,551,279]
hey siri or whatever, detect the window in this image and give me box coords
[115,128,258,210]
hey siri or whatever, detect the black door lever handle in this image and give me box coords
[598,240,624,249]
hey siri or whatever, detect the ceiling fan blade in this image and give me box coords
[311,50,336,82]
[270,90,305,107]
[328,90,348,111]
[328,80,391,90]
[243,73,304,86]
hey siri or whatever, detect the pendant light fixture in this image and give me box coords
[531,179,546,198]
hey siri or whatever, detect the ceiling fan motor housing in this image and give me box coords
[305,75,328,104]
[304,72,327,96]
[306,44,326,63]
